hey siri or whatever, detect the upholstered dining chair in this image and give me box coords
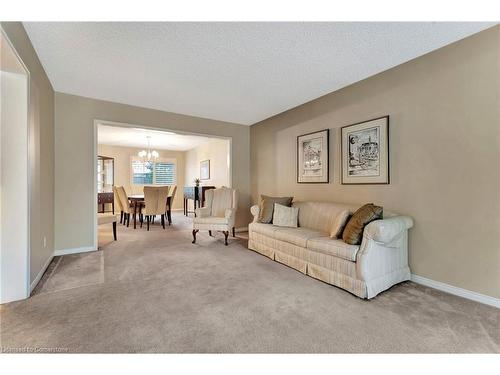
[192,186,237,246]
[141,186,170,230]
[113,186,124,223]
[166,185,177,225]
[116,186,135,227]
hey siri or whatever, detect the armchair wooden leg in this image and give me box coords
[208,230,212,236]
[161,214,165,229]
[192,229,199,244]
[120,211,123,224]
[167,209,172,225]
[147,215,150,231]
[126,213,130,227]
[112,221,117,241]
[223,231,229,246]
[232,227,236,237]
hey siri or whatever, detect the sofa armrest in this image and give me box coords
[195,207,211,218]
[363,216,413,246]
[250,205,260,223]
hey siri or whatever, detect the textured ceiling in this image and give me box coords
[24,22,495,125]
[97,123,215,151]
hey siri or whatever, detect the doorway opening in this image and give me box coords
[94,120,232,248]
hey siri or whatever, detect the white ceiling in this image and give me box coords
[24,22,495,125]
[97,124,215,151]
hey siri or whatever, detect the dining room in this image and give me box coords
[96,121,232,245]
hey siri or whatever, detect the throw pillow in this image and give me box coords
[258,195,293,223]
[272,203,299,228]
[342,203,383,245]
[330,210,351,239]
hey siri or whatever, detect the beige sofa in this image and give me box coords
[248,201,413,299]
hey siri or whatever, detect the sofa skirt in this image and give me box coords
[249,234,369,298]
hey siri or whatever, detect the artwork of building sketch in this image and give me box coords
[297,129,329,183]
[302,137,323,177]
[347,126,380,177]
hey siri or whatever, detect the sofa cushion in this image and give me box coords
[343,203,383,245]
[259,195,293,223]
[273,227,326,248]
[307,237,360,261]
[249,222,278,237]
[293,201,356,234]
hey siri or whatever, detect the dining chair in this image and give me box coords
[116,186,135,227]
[166,185,177,225]
[113,186,124,223]
[142,186,170,230]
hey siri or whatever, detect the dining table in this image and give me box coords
[128,194,173,229]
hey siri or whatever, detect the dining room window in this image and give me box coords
[131,158,176,185]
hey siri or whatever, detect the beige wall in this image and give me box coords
[251,26,500,299]
[55,93,250,252]
[1,22,55,286]
[185,138,230,187]
[97,144,185,209]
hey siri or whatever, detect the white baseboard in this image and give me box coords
[411,274,499,309]
[54,246,97,257]
[30,254,54,293]
[235,226,248,233]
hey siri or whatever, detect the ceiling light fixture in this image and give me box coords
[138,136,159,168]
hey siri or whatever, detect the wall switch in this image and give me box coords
[43,236,47,248]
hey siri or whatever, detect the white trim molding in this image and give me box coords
[411,274,500,309]
[235,227,248,233]
[54,246,97,257]
[30,254,53,293]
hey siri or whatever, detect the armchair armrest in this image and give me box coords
[195,207,211,218]
[250,205,260,223]
[225,208,237,227]
[225,208,237,220]
[363,216,413,246]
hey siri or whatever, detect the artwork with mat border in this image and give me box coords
[341,116,389,184]
[200,159,210,180]
[297,129,329,183]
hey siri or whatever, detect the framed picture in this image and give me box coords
[341,116,389,184]
[200,159,210,180]
[297,129,329,183]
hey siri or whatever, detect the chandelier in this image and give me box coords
[138,136,159,168]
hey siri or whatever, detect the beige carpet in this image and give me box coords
[1,212,499,353]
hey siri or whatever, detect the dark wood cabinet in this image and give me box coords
[183,186,215,216]
[98,192,114,214]
[97,155,115,213]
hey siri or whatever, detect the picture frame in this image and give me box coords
[200,159,210,180]
[341,116,389,185]
[297,129,329,183]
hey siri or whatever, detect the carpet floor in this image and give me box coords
[1,212,499,353]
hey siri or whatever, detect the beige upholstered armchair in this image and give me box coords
[192,187,237,246]
[141,186,170,230]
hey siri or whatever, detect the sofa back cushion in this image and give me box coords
[292,201,357,234]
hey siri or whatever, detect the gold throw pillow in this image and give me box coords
[342,203,383,245]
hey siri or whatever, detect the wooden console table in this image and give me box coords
[183,186,215,216]
[97,192,114,214]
